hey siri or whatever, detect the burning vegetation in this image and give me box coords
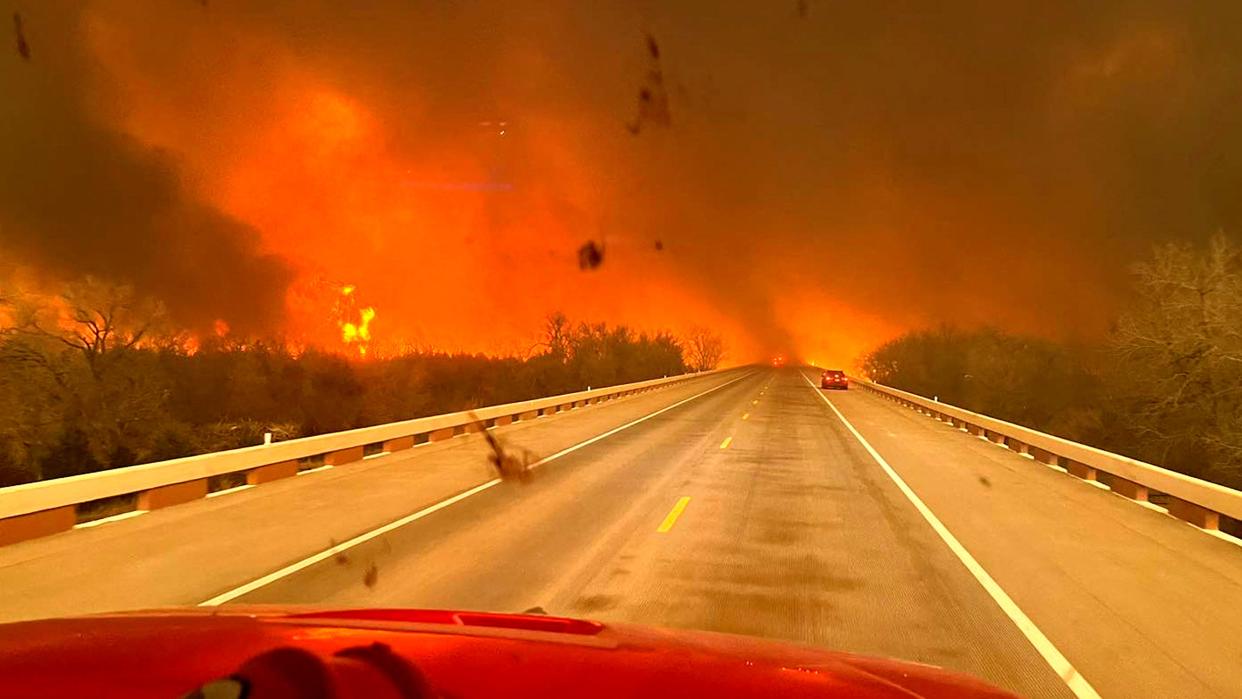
[336,285,377,357]
[0,275,719,487]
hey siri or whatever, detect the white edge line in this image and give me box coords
[199,371,754,607]
[74,509,147,529]
[1134,499,1168,514]
[866,383,1239,543]
[297,464,334,475]
[206,484,256,499]
[802,373,1101,699]
[198,479,501,606]
[1204,528,1242,548]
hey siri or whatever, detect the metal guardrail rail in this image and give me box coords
[0,368,732,546]
[853,377,1242,532]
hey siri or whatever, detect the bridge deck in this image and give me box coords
[1,368,1239,697]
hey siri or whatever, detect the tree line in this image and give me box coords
[863,235,1242,492]
[0,287,724,486]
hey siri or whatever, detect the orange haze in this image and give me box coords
[5,2,1236,368]
[78,4,774,361]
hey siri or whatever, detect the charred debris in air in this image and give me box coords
[468,411,538,483]
[574,33,680,271]
[577,235,666,271]
[323,412,539,589]
[577,240,605,270]
[626,33,671,136]
[329,537,391,590]
[13,12,30,61]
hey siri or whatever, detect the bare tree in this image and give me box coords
[12,277,167,379]
[2,278,173,475]
[541,312,571,360]
[684,327,724,372]
[1110,233,1242,485]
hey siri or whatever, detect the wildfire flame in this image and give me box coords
[341,306,376,356]
[336,284,375,357]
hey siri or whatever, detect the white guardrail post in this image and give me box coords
[0,368,732,547]
[851,377,1242,533]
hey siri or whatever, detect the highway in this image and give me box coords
[2,368,1240,698]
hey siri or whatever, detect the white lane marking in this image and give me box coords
[522,372,753,471]
[199,372,754,606]
[802,373,1101,699]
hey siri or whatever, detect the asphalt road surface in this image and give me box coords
[2,368,1240,698]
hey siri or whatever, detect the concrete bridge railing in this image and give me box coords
[0,369,730,547]
[854,378,1242,534]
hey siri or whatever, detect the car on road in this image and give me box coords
[0,607,1017,698]
[821,369,849,390]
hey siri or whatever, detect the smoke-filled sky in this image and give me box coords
[3,1,1241,365]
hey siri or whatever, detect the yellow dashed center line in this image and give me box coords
[657,496,691,533]
[752,399,759,405]
[720,436,733,449]
[742,412,750,420]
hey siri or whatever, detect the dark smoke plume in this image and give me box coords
[0,4,291,332]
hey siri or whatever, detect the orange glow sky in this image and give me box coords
[5,1,1240,368]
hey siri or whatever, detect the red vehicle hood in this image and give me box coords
[0,607,1016,698]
